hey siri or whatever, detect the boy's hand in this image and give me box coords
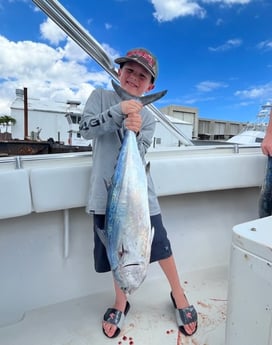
[121,100,142,133]
[121,100,142,115]
[125,112,142,133]
[262,135,272,156]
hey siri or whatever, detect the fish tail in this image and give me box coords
[95,225,108,248]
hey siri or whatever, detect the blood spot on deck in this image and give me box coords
[166,329,175,334]
[119,335,134,345]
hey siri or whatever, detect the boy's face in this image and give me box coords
[118,61,155,97]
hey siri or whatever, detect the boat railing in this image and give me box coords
[0,151,92,168]
[32,0,193,146]
[0,143,263,169]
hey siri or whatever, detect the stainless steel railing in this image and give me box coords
[32,0,193,146]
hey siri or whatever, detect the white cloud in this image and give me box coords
[40,18,67,45]
[0,33,112,115]
[40,18,117,67]
[150,0,252,22]
[209,38,242,52]
[105,23,112,30]
[235,83,272,100]
[0,7,124,116]
[257,40,272,51]
[101,43,120,62]
[151,0,206,22]
[196,80,228,92]
[62,37,90,62]
[202,0,251,4]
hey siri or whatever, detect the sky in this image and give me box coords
[0,0,271,123]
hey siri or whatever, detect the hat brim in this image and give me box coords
[114,56,156,79]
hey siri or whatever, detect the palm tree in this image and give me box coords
[0,115,16,132]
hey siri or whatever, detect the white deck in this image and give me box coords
[0,266,227,345]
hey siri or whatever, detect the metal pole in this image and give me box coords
[23,87,28,139]
[32,0,193,146]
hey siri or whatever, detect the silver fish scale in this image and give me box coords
[104,129,153,294]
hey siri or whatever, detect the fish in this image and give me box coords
[111,79,167,106]
[96,81,167,294]
[259,155,272,218]
[97,129,154,294]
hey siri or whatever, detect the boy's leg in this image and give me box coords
[159,255,197,335]
[93,215,129,337]
[102,278,128,338]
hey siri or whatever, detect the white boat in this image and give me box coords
[227,103,271,145]
[1,143,270,345]
[0,1,272,344]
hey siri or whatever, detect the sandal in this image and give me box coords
[102,301,130,338]
[170,292,198,336]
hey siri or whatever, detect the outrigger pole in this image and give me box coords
[32,0,193,146]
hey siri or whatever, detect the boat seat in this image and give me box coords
[0,169,32,219]
[30,165,90,212]
[151,154,266,196]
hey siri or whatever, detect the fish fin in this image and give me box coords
[150,226,155,244]
[95,225,108,248]
[103,178,111,191]
[145,161,151,174]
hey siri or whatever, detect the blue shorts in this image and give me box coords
[93,213,172,273]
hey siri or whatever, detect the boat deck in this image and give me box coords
[0,266,227,345]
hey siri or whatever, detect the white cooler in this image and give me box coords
[226,215,272,345]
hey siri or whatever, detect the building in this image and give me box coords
[10,89,84,145]
[160,104,247,140]
[8,89,247,146]
[8,89,193,148]
[160,105,199,138]
[151,115,193,149]
[198,118,247,140]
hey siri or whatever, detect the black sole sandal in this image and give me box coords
[170,292,198,336]
[102,301,131,338]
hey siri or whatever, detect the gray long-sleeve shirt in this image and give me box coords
[79,87,161,216]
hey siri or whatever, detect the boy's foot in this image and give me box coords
[102,301,130,338]
[170,291,198,336]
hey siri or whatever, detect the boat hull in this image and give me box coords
[0,145,268,344]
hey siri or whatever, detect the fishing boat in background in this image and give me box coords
[0,1,271,345]
[227,102,271,145]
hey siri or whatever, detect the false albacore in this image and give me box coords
[259,155,272,218]
[96,81,167,294]
[111,79,167,106]
[97,129,154,294]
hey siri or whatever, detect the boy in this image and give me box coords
[79,48,197,338]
